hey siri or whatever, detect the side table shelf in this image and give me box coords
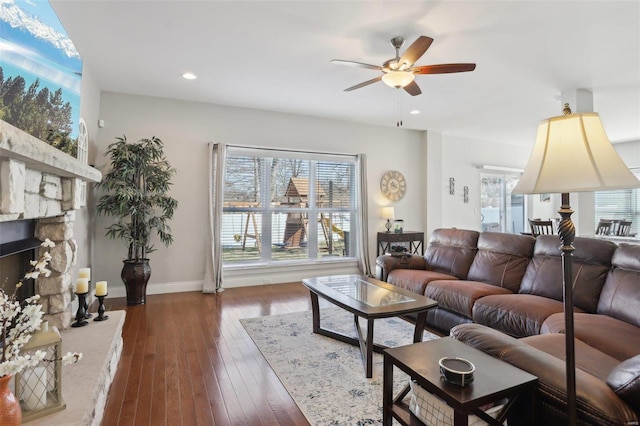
[377,231,425,256]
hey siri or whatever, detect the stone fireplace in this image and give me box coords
[1,119,102,329]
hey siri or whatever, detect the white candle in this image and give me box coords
[75,278,89,294]
[78,268,91,280]
[95,281,108,296]
[23,366,47,410]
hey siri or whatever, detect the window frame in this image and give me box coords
[221,146,359,268]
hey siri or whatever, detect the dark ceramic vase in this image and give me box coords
[121,259,151,305]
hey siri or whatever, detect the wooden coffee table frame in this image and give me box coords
[302,274,438,378]
[383,338,538,426]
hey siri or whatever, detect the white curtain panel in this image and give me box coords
[203,142,226,293]
[356,154,372,276]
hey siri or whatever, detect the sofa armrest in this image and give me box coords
[607,354,640,414]
[451,323,639,425]
[375,254,427,281]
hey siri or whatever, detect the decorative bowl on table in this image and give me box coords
[439,357,475,387]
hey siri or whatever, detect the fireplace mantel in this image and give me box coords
[0,119,101,183]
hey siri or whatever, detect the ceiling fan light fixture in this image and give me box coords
[382,71,415,88]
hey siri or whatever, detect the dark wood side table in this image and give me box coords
[377,231,425,256]
[383,338,538,426]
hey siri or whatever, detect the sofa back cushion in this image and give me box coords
[519,235,617,312]
[424,228,480,280]
[597,244,640,327]
[467,232,535,292]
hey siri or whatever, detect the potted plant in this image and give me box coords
[96,136,178,305]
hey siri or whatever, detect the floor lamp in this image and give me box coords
[512,104,640,426]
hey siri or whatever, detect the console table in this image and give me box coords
[383,338,537,426]
[377,231,425,256]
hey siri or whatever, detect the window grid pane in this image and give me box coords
[222,149,358,265]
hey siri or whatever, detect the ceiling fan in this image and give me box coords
[332,36,476,96]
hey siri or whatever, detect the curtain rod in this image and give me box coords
[209,141,359,158]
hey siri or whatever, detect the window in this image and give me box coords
[480,173,525,234]
[222,147,358,265]
[594,167,640,235]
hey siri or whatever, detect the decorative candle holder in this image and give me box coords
[72,292,89,327]
[94,294,109,321]
[83,281,93,319]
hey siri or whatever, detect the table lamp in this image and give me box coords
[512,104,640,425]
[382,207,395,233]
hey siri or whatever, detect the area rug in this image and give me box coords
[240,308,440,425]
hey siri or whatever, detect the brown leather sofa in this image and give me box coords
[375,228,640,425]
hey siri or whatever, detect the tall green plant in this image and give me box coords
[96,136,178,261]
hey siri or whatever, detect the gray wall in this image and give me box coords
[75,87,638,296]
[92,92,431,296]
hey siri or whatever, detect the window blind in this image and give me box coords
[594,168,640,235]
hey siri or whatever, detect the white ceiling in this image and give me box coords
[50,0,640,146]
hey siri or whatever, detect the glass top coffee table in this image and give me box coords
[302,274,438,378]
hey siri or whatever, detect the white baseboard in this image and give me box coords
[107,280,204,298]
[107,261,361,297]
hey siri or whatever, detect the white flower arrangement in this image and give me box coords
[1,239,81,377]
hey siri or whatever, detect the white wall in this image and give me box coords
[93,92,427,295]
[74,64,101,278]
[615,140,640,168]
[430,134,534,232]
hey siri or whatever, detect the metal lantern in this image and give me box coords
[15,324,66,422]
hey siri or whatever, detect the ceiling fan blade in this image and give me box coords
[412,63,477,74]
[403,81,422,96]
[399,36,433,67]
[344,76,382,92]
[331,59,382,70]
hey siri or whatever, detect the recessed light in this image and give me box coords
[410,110,420,115]
[182,72,197,80]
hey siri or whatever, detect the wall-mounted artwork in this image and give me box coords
[0,0,82,155]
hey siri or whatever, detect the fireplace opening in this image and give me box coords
[0,220,41,302]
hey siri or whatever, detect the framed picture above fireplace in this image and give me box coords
[0,0,82,154]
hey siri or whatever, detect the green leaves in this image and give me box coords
[96,135,178,261]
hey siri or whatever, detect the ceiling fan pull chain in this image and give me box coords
[397,97,404,127]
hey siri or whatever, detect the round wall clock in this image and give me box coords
[380,170,407,201]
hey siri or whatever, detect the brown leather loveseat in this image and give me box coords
[375,228,640,425]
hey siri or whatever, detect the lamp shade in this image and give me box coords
[382,71,415,88]
[513,112,640,194]
[382,206,395,219]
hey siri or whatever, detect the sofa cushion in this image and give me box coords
[519,235,616,313]
[597,243,640,328]
[426,307,473,334]
[423,228,479,279]
[472,293,584,337]
[387,269,457,295]
[452,323,640,426]
[466,232,535,292]
[542,312,640,361]
[425,280,512,319]
[523,333,620,381]
[607,354,640,414]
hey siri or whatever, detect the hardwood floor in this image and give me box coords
[101,283,312,426]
